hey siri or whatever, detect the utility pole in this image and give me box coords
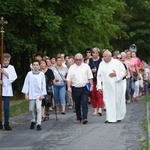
[0,17,8,129]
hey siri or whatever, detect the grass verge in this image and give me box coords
[9,99,28,117]
[140,94,150,150]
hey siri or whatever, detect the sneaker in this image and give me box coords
[68,106,73,109]
[4,124,12,131]
[36,125,41,131]
[126,100,131,104]
[49,107,53,111]
[83,119,88,124]
[75,120,81,124]
[30,122,35,129]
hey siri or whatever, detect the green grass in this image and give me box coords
[141,94,150,102]
[1,99,28,121]
[9,99,29,117]
[140,94,150,150]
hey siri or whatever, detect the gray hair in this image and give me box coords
[121,52,126,56]
[74,53,83,59]
[103,49,112,56]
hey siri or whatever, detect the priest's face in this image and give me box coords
[103,51,111,63]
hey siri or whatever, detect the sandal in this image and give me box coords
[42,117,46,122]
[45,114,50,120]
[61,111,66,115]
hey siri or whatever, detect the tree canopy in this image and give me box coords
[0,0,149,95]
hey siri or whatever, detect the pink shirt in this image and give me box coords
[128,58,137,72]
[136,58,142,68]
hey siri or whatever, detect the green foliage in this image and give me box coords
[125,0,150,60]
[0,0,149,96]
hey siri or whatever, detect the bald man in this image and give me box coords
[97,50,126,123]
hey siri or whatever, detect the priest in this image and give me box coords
[97,50,126,123]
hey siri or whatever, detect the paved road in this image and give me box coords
[0,101,147,150]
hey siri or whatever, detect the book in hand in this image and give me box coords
[86,83,91,91]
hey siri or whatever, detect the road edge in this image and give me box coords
[147,101,150,150]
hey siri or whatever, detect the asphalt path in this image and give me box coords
[0,101,147,150]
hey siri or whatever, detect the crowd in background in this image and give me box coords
[23,48,150,130]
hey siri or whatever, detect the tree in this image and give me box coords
[120,0,150,60]
[0,0,62,93]
[55,0,129,55]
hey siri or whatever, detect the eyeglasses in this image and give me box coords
[75,59,82,61]
[117,57,122,59]
[86,51,91,53]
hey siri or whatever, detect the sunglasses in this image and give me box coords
[86,51,91,53]
[117,57,122,59]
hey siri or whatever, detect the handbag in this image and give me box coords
[44,94,52,107]
[47,85,53,94]
[132,71,138,81]
[55,66,66,83]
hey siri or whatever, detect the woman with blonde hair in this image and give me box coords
[88,47,103,116]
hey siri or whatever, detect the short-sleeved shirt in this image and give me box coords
[51,66,68,86]
[128,58,137,72]
[66,63,93,87]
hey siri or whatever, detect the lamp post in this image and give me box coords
[0,17,8,129]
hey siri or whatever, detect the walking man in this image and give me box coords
[97,50,126,123]
[66,53,93,124]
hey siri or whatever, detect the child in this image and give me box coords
[0,53,17,130]
[22,59,47,131]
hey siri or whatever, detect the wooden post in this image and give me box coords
[0,17,7,128]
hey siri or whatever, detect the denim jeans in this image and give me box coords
[53,84,66,106]
[72,86,89,120]
[130,81,135,97]
[3,96,11,125]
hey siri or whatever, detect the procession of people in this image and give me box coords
[0,47,150,131]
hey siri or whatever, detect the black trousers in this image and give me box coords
[72,86,89,120]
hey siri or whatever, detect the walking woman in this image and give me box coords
[126,50,140,101]
[51,56,68,114]
[40,59,55,121]
[88,47,103,116]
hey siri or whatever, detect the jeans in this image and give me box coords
[72,86,89,120]
[130,81,135,97]
[3,96,11,125]
[53,84,66,106]
[29,98,42,125]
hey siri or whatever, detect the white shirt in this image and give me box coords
[66,63,93,87]
[2,65,17,96]
[22,71,47,99]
